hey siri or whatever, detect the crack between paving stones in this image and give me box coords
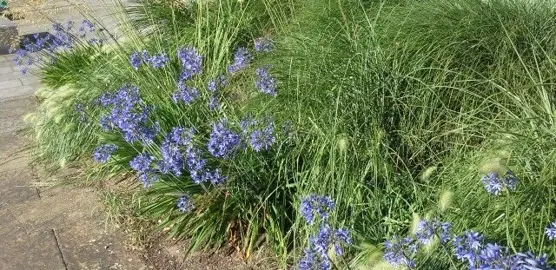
[51,228,69,270]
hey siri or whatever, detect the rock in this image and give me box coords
[0,17,17,54]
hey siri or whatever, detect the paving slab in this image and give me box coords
[0,96,147,269]
[0,227,66,270]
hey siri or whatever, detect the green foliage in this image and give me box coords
[27,0,556,268]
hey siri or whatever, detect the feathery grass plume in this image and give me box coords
[420,166,438,182]
[479,159,507,176]
[336,135,348,153]
[438,190,453,213]
[410,213,421,236]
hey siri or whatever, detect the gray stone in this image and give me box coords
[0,17,17,55]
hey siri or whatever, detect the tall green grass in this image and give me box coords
[26,0,556,268]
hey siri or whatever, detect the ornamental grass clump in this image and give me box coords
[24,0,556,267]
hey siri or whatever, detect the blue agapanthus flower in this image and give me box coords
[78,19,95,36]
[178,46,203,80]
[481,172,504,195]
[510,252,551,270]
[207,75,228,92]
[454,231,485,268]
[546,221,556,240]
[300,194,335,225]
[481,170,519,195]
[255,65,277,96]
[240,116,257,134]
[203,169,228,185]
[250,121,275,152]
[177,195,195,213]
[415,219,452,245]
[93,144,118,163]
[478,243,512,269]
[130,152,158,188]
[453,234,554,270]
[130,152,155,173]
[98,85,159,144]
[384,236,418,269]
[130,51,143,70]
[170,127,194,146]
[159,137,185,176]
[185,146,208,184]
[148,53,170,68]
[300,224,352,270]
[228,47,252,74]
[13,20,95,74]
[299,248,320,270]
[99,85,160,144]
[207,120,241,158]
[172,80,200,104]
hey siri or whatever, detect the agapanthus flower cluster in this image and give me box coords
[384,236,419,269]
[300,194,335,225]
[546,221,556,241]
[299,195,352,270]
[148,53,170,68]
[207,75,228,92]
[130,51,145,70]
[238,117,277,152]
[93,144,118,163]
[178,47,204,80]
[130,152,158,188]
[78,19,95,37]
[254,37,274,52]
[415,218,452,245]
[384,218,452,269]
[98,84,159,144]
[228,47,252,74]
[158,127,195,176]
[183,146,227,185]
[177,195,195,213]
[50,21,76,49]
[240,116,257,134]
[453,231,553,270]
[184,146,208,183]
[453,230,485,267]
[384,221,556,269]
[255,65,278,96]
[250,122,276,152]
[13,20,102,74]
[159,139,184,176]
[172,81,200,104]
[480,170,518,195]
[207,119,241,158]
[300,224,352,270]
[130,51,170,69]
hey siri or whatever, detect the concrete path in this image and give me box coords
[0,1,148,269]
